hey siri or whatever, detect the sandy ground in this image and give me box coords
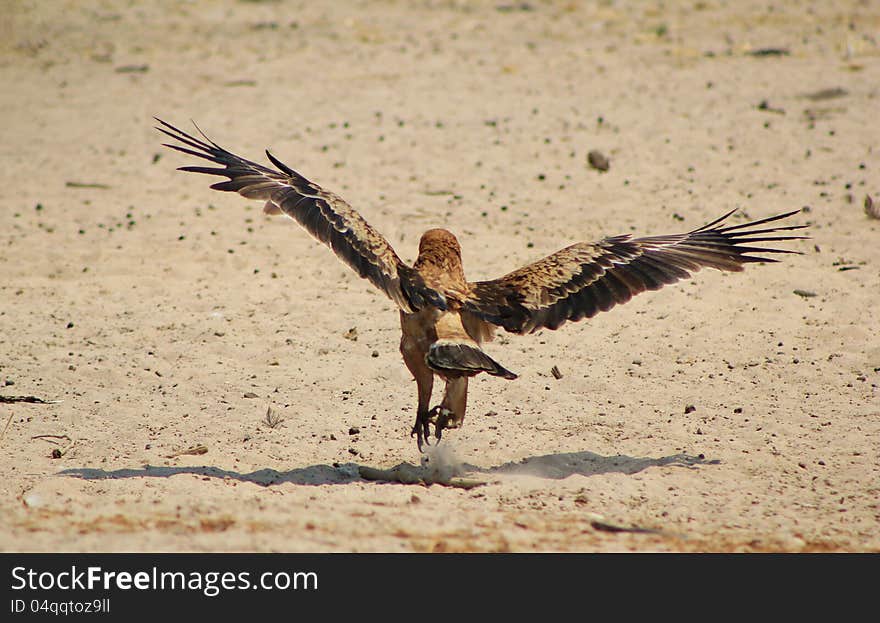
[0,0,878,552]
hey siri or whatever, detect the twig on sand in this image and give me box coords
[590,519,663,535]
[0,413,11,442]
[31,434,71,442]
[359,463,487,489]
[165,444,208,459]
[65,181,111,189]
[0,396,63,444]
[0,395,62,404]
[31,434,76,458]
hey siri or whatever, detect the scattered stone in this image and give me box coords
[757,99,785,114]
[793,289,817,298]
[684,404,696,414]
[587,150,610,172]
[348,427,360,435]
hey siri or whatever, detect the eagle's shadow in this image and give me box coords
[58,450,717,486]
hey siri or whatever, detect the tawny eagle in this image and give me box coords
[157,119,805,451]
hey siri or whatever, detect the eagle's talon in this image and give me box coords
[410,425,422,451]
[411,413,433,452]
[421,420,431,448]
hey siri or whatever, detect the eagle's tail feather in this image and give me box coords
[426,341,517,380]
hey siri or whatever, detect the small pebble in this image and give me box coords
[587,150,610,172]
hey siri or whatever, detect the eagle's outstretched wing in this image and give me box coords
[463,210,807,334]
[155,118,446,313]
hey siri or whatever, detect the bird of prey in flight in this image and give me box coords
[156,118,806,451]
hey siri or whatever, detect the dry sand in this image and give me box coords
[1,0,878,552]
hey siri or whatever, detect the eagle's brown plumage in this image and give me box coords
[155,118,445,315]
[462,210,805,334]
[157,119,807,451]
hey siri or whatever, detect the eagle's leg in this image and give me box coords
[401,339,436,451]
[410,373,435,451]
[432,377,468,442]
